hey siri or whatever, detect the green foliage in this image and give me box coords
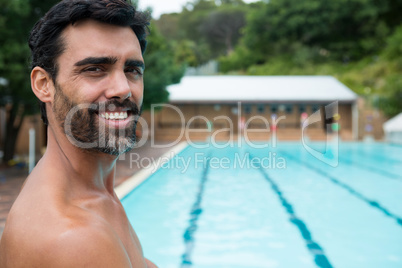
[154,0,248,66]
[377,25,402,117]
[178,0,217,43]
[0,0,58,109]
[378,74,402,117]
[173,40,211,67]
[242,0,392,62]
[155,13,181,40]
[142,24,185,110]
[382,24,402,61]
[218,45,260,73]
[199,6,246,56]
[0,0,59,162]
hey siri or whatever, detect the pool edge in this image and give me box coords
[115,142,189,200]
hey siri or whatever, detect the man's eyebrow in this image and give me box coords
[74,57,118,67]
[126,59,145,70]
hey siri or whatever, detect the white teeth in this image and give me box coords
[100,112,128,120]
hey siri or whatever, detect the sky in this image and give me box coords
[138,0,260,19]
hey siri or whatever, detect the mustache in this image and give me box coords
[88,99,142,116]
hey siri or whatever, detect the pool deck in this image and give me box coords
[0,141,179,238]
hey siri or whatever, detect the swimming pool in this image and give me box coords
[122,142,402,268]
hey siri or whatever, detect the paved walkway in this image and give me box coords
[0,141,176,238]
[0,168,27,237]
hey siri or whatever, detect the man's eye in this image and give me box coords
[125,67,143,76]
[84,66,103,72]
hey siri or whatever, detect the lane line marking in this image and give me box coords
[251,153,334,268]
[280,151,402,227]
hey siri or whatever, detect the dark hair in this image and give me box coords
[29,0,150,125]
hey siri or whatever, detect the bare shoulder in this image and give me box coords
[0,170,149,268]
[0,211,132,268]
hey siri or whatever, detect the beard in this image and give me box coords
[52,83,141,156]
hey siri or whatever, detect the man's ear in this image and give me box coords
[31,67,54,103]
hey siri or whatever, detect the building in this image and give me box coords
[151,75,359,142]
[383,113,402,145]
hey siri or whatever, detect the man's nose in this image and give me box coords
[105,71,131,100]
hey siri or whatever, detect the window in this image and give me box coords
[278,104,286,112]
[312,105,320,113]
[244,104,252,114]
[257,104,265,113]
[285,105,293,114]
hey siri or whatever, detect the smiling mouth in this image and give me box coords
[99,111,130,120]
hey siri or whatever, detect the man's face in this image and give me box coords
[51,19,144,155]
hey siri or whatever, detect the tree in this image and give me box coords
[142,23,185,110]
[154,13,181,40]
[379,24,402,117]
[199,6,246,55]
[0,0,59,163]
[154,0,249,66]
[242,0,396,63]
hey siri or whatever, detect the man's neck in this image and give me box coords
[42,125,118,195]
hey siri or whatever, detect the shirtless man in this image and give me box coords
[0,0,157,267]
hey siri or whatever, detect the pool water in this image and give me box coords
[122,142,402,268]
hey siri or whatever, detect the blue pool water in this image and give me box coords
[122,142,402,268]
